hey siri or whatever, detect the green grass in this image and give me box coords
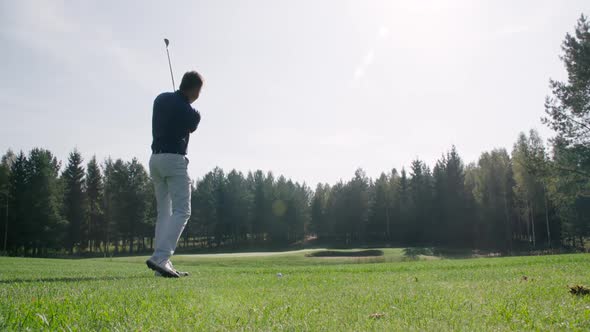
[0,249,589,331]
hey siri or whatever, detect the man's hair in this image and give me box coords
[179,71,204,91]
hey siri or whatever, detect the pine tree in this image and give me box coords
[512,132,548,248]
[26,149,63,255]
[249,171,267,241]
[397,168,411,245]
[325,181,346,243]
[368,173,391,241]
[388,169,401,244]
[409,160,432,244]
[212,167,227,247]
[542,15,590,247]
[444,147,468,246]
[193,170,220,248]
[282,181,311,245]
[62,150,86,254]
[7,152,28,254]
[224,169,252,246]
[0,150,14,192]
[548,138,589,246]
[432,148,468,246]
[126,158,150,253]
[543,14,590,168]
[472,149,515,249]
[103,158,136,254]
[86,156,104,253]
[343,169,370,244]
[0,150,15,252]
[269,175,290,244]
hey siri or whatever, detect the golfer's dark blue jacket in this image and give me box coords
[151,91,201,155]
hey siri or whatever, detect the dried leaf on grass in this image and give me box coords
[569,284,590,296]
[369,313,386,319]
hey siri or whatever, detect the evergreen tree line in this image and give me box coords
[0,15,588,256]
[311,135,588,250]
[0,151,156,256]
[0,150,313,255]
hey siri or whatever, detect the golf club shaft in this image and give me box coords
[165,46,176,91]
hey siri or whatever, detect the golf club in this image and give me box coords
[164,38,176,91]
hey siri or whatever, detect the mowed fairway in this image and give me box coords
[1,250,589,331]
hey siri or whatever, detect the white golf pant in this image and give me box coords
[149,153,191,260]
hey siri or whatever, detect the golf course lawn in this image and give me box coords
[0,249,589,331]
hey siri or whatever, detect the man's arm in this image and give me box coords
[184,106,201,133]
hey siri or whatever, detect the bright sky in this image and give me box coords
[0,1,588,186]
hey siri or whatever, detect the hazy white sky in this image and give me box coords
[0,1,588,186]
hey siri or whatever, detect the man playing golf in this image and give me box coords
[146,71,203,278]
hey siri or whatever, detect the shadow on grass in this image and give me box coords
[305,249,384,257]
[0,275,151,284]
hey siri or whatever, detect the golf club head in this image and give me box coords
[164,38,170,48]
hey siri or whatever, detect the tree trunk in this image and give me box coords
[525,201,531,243]
[543,186,551,248]
[385,207,391,241]
[503,195,512,252]
[88,214,92,254]
[530,203,536,248]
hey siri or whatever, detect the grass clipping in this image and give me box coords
[568,284,590,296]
